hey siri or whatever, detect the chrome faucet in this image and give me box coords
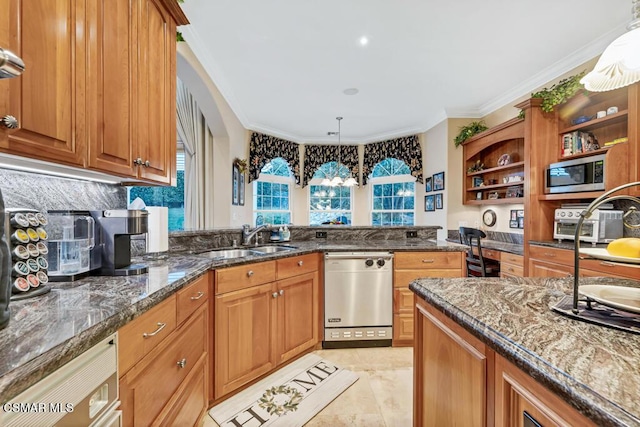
[241,223,270,246]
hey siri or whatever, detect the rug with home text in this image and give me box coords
[208,354,358,426]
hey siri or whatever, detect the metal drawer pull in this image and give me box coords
[142,322,166,338]
[190,291,205,300]
[177,358,187,369]
[421,259,435,263]
[599,261,615,267]
[247,270,254,277]
[544,252,556,257]
[279,289,284,296]
[272,292,278,298]
[1,115,19,129]
[298,261,304,266]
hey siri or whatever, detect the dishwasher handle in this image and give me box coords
[325,252,393,260]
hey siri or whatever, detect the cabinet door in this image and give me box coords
[414,299,489,427]
[276,272,319,364]
[0,0,86,166]
[527,259,573,278]
[215,283,277,399]
[136,0,175,184]
[86,0,137,177]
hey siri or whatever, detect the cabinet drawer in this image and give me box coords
[393,313,414,343]
[119,295,177,376]
[501,252,524,266]
[529,245,573,265]
[121,305,207,427]
[394,287,414,313]
[580,259,640,280]
[177,274,209,325]
[475,248,500,261]
[394,268,463,288]
[395,251,463,270]
[276,253,319,279]
[500,262,524,277]
[215,261,276,294]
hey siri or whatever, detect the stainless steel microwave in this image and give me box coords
[544,154,605,194]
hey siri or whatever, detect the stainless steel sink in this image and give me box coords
[199,249,263,259]
[252,245,298,254]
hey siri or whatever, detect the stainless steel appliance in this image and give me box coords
[91,210,148,276]
[554,204,623,244]
[323,252,393,348]
[544,154,605,194]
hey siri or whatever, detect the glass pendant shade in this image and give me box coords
[330,176,343,186]
[321,178,331,186]
[581,1,640,92]
[343,176,358,187]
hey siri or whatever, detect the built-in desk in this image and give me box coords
[447,238,525,278]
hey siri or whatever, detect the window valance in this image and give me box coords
[249,132,301,185]
[362,135,423,185]
[303,144,359,187]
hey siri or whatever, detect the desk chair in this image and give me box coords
[459,227,500,277]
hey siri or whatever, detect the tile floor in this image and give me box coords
[202,346,413,427]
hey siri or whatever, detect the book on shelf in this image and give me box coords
[560,131,600,157]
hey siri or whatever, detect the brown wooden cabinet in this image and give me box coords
[462,118,525,205]
[393,251,464,346]
[499,252,524,278]
[0,0,187,184]
[495,354,594,426]
[414,297,493,426]
[119,273,210,427]
[213,255,320,400]
[0,0,87,166]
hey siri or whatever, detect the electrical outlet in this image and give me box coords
[406,231,418,238]
[316,231,327,238]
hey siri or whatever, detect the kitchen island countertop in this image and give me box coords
[410,276,640,426]
[0,239,463,402]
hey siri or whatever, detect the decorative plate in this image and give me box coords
[579,247,640,265]
[579,285,640,314]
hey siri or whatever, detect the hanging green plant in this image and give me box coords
[454,121,489,147]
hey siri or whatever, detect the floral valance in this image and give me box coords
[249,132,301,185]
[303,144,359,187]
[362,135,423,185]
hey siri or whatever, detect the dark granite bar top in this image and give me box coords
[410,277,640,426]
[446,237,524,255]
[0,239,464,402]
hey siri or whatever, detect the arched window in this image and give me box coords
[253,157,293,226]
[308,162,352,225]
[370,158,415,226]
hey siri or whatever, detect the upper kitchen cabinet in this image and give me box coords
[0,0,87,166]
[462,118,525,205]
[87,0,188,185]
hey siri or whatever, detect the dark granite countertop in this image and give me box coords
[0,239,464,402]
[446,237,524,255]
[410,277,640,426]
[529,239,609,251]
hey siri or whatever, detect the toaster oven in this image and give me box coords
[554,207,623,244]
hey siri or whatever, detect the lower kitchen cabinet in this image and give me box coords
[500,253,524,278]
[393,251,464,346]
[118,273,210,427]
[494,354,594,426]
[214,256,320,400]
[414,297,492,427]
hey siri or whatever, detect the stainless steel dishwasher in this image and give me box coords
[323,252,393,348]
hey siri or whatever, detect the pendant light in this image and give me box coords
[321,117,358,187]
[580,0,640,92]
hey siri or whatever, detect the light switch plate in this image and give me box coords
[406,231,418,238]
[316,231,327,238]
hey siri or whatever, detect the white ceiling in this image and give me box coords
[180,0,630,144]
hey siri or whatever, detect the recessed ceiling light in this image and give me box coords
[343,88,359,95]
[359,36,368,46]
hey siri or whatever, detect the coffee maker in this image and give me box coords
[91,210,149,276]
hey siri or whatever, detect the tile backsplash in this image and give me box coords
[0,169,126,211]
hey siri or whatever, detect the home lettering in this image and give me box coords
[226,407,268,427]
[290,362,338,392]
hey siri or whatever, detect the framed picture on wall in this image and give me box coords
[433,171,445,191]
[425,195,435,212]
[425,176,432,192]
[239,172,245,206]
[435,193,443,209]
[232,163,239,206]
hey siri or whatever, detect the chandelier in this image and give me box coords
[321,117,358,187]
[581,0,640,92]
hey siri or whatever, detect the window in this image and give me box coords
[128,149,185,231]
[254,157,292,226]
[309,162,352,225]
[371,158,415,226]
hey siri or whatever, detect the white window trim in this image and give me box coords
[253,174,294,225]
[308,178,354,225]
[369,174,416,226]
